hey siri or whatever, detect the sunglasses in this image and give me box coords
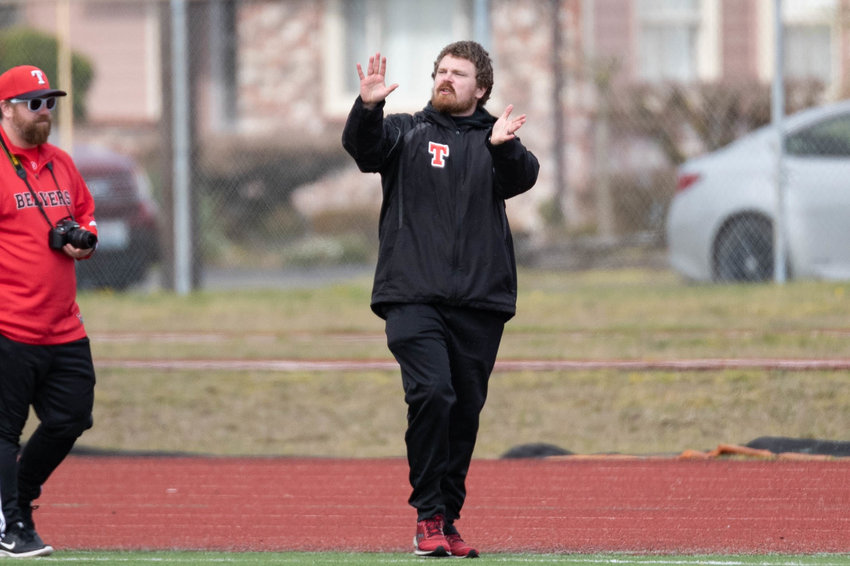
[8,97,57,112]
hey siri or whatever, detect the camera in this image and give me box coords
[48,217,97,250]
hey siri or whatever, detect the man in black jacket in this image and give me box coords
[342,41,539,558]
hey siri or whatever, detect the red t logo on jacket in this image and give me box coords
[428,142,449,168]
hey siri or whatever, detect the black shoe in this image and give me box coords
[0,521,54,557]
[18,501,36,532]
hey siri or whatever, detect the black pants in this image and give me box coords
[385,304,504,523]
[0,334,95,532]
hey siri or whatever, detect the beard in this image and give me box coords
[431,83,477,116]
[12,111,51,146]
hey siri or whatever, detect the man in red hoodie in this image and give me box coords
[0,65,99,557]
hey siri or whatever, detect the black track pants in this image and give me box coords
[384,304,504,522]
[0,334,95,532]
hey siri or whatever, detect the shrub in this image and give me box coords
[0,26,94,120]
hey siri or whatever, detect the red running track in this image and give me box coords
[35,456,850,554]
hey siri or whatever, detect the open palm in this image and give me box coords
[357,52,399,107]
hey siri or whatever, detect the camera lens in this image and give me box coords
[67,228,98,249]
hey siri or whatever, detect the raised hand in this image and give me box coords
[357,52,399,109]
[490,104,527,145]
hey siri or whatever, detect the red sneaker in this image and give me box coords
[444,523,479,558]
[413,514,450,556]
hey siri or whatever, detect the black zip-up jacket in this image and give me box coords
[342,96,540,321]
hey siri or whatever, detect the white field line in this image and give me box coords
[94,358,850,372]
[43,554,850,565]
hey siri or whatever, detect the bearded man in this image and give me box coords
[0,65,99,558]
[342,41,539,558]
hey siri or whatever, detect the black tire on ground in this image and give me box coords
[713,216,774,282]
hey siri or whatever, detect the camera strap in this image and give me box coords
[0,129,62,229]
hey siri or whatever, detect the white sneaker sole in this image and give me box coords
[413,536,450,557]
[0,544,54,558]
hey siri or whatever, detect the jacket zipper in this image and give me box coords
[451,127,464,299]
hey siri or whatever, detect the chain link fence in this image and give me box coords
[1,0,847,290]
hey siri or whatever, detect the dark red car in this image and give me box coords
[73,145,160,290]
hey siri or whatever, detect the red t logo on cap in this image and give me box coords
[31,69,46,85]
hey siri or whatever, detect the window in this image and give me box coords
[784,24,831,83]
[0,5,19,29]
[786,114,850,157]
[637,0,701,81]
[783,0,835,84]
[208,0,238,132]
[324,0,474,115]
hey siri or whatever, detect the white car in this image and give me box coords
[666,99,850,282]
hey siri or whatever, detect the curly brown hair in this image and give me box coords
[431,41,494,107]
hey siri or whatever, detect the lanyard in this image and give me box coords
[0,131,68,228]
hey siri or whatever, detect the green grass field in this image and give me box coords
[67,268,850,458]
[35,551,850,564]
